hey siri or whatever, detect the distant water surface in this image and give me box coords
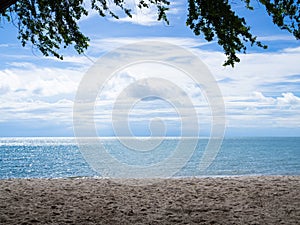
[0,137,299,179]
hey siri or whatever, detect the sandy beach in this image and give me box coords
[0,176,299,224]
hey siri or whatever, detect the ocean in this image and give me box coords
[0,137,299,179]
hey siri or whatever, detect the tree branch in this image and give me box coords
[0,0,18,13]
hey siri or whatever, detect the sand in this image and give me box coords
[0,176,299,224]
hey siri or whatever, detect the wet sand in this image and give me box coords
[0,176,299,224]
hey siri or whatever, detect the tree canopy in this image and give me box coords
[1,0,299,66]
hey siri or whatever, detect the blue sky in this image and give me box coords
[0,0,300,137]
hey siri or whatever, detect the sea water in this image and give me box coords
[0,137,299,179]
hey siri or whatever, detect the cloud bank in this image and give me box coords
[0,37,299,136]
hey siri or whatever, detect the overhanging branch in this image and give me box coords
[0,0,18,13]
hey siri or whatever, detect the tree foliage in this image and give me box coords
[1,0,299,66]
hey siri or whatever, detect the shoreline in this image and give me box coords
[2,173,300,180]
[1,176,299,224]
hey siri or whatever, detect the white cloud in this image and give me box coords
[88,37,212,56]
[226,91,300,128]
[0,64,84,99]
[1,37,300,135]
[117,7,160,26]
[282,46,300,53]
[0,99,74,122]
[277,92,300,105]
[109,0,180,26]
[258,35,297,41]
[79,0,168,25]
[79,0,182,27]
[0,44,11,48]
[0,63,85,125]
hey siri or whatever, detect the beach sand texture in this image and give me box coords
[0,176,299,224]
